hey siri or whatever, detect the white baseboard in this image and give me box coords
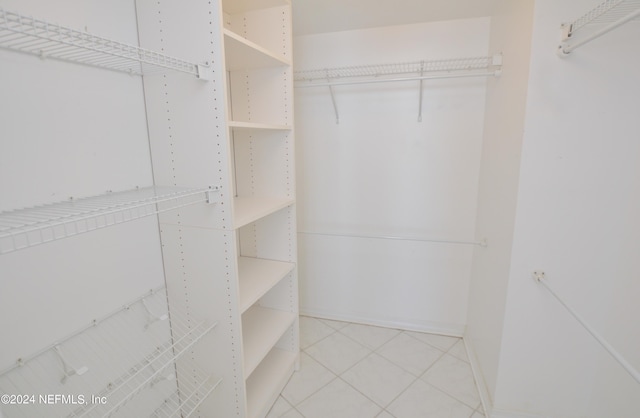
[463,337,546,418]
[299,307,466,337]
[463,336,493,416]
[491,410,547,418]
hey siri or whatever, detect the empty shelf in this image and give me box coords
[222,0,291,15]
[242,306,296,378]
[224,29,290,69]
[246,348,297,418]
[233,197,295,228]
[228,121,292,131]
[238,256,295,313]
[0,8,208,78]
[0,186,211,254]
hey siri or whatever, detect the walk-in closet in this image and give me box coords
[0,0,638,417]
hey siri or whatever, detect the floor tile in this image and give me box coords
[281,408,304,418]
[405,331,460,351]
[300,316,335,349]
[387,379,474,418]
[281,352,335,405]
[447,339,469,363]
[376,411,396,418]
[376,332,444,376]
[421,353,481,409]
[471,411,485,418]
[339,323,401,350]
[342,352,415,407]
[266,396,293,418]
[305,331,371,374]
[296,378,382,418]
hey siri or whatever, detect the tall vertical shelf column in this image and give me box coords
[137,0,298,416]
[223,0,299,417]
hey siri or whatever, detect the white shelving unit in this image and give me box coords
[558,0,640,55]
[0,0,297,417]
[137,0,299,416]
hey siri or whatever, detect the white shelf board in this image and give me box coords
[239,256,295,313]
[222,0,290,15]
[0,186,210,254]
[242,306,296,378]
[246,348,297,418]
[233,197,295,228]
[0,8,204,78]
[228,121,292,131]
[224,29,290,70]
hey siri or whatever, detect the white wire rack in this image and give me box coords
[294,55,502,123]
[0,288,220,418]
[0,8,211,79]
[294,56,500,84]
[558,0,640,55]
[0,186,214,255]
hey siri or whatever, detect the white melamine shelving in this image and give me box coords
[234,197,295,228]
[239,256,295,313]
[246,348,297,418]
[224,29,290,69]
[228,121,293,131]
[1,0,297,416]
[222,0,291,15]
[241,306,297,378]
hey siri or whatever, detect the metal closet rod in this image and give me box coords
[294,70,500,88]
[533,271,640,385]
[298,230,487,247]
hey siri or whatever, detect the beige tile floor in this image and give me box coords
[267,316,485,418]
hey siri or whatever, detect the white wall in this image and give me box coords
[0,0,164,369]
[487,0,640,416]
[465,0,535,405]
[294,18,490,333]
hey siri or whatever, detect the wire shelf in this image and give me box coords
[0,186,211,255]
[570,0,640,32]
[149,374,223,418]
[0,8,207,78]
[294,56,497,83]
[559,0,640,55]
[0,288,220,418]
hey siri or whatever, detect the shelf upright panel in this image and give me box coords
[136,0,245,416]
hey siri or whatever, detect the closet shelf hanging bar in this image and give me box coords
[293,55,502,123]
[0,186,216,254]
[298,231,487,247]
[558,0,640,56]
[533,271,640,385]
[0,8,212,79]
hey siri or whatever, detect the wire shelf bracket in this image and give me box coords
[558,0,640,56]
[294,54,502,124]
[0,186,217,255]
[0,8,212,79]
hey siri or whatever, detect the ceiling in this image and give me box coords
[292,0,506,36]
